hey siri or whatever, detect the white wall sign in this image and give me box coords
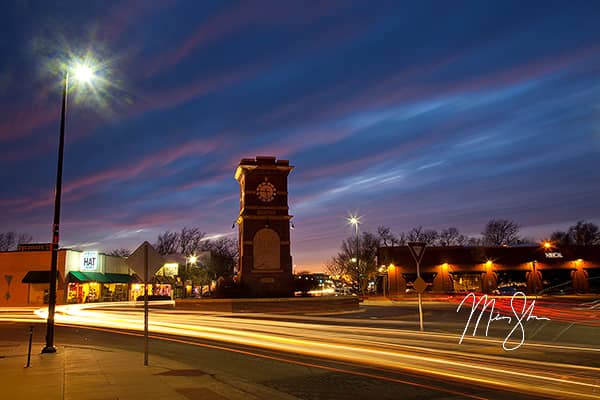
[545,252,563,258]
[81,251,99,271]
[161,263,179,277]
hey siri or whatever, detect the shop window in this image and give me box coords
[496,270,527,287]
[450,273,482,293]
[541,269,573,289]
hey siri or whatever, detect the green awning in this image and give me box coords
[68,271,110,283]
[67,271,135,284]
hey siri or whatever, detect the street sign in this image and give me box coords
[126,241,164,368]
[126,241,164,278]
[413,276,427,294]
[407,242,427,265]
[407,242,427,332]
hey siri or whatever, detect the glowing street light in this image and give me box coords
[184,255,198,298]
[43,56,100,354]
[72,61,96,84]
[347,215,360,292]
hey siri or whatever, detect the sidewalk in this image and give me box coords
[0,342,299,400]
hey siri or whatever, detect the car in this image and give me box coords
[492,285,526,296]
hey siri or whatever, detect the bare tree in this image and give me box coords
[568,221,600,245]
[438,227,467,246]
[406,226,438,244]
[108,248,131,257]
[422,229,439,245]
[178,227,206,256]
[550,230,572,246]
[0,231,33,251]
[395,232,407,246]
[0,232,16,251]
[377,225,398,247]
[155,230,179,255]
[466,236,482,246]
[482,219,521,246]
[330,232,380,293]
[325,259,346,277]
[202,237,238,279]
[406,226,423,242]
[17,233,33,246]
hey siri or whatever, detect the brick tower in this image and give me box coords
[234,156,294,297]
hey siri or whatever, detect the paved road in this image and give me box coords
[0,322,545,400]
[0,299,598,400]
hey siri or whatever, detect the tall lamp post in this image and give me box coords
[42,61,97,354]
[187,255,197,297]
[348,216,360,293]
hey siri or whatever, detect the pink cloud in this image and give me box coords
[135,62,263,114]
[63,137,220,193]
[143,2,257,77]
[143,0,347,77]
[6,136,221,213]
[326,44,600,124]
[0,107,57,143]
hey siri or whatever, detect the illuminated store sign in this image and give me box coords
[81,251,99,271]
[544,252,563,258]
[162,263,179,277]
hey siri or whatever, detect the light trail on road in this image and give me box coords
[1,302,598,399]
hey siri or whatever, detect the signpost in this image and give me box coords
[407,242,427,332]
[126,241,164,366]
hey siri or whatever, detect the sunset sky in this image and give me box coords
[1,1,599,271]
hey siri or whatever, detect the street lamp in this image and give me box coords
[186,255,198,298]
[42,59,98,354]
[347,215,360,293]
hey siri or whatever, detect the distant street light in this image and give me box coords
[42,58,99,354]
[184,255,198,298]
[347,215,360,293]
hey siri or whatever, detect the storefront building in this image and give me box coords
[1,245,219,306]
[378,245,600,295]
[0,245,136,307]
[64,250,135,303]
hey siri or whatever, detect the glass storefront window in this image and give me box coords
[451,273,482,292]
